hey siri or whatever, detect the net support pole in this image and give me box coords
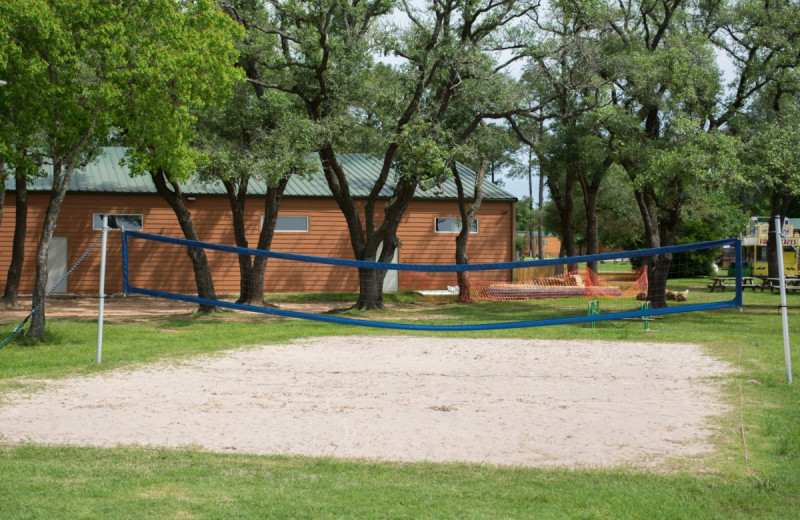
[774,216,792,383]
[96,215,109,365]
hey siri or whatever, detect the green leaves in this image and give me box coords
[0,0,124,173]
[194,81,323,186]
[118,0,244,180]
[741,109,800,195]
[0,0,243,182]
[643,116,742,186]
[393,120,453,185]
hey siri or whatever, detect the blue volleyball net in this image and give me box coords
[121,230,742,331]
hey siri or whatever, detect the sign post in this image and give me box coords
[774,216,792,383]
[96,215,109,364]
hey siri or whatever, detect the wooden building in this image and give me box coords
[515,231,563,259]
[1,148,517,296]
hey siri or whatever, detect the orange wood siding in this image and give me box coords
[0,192,514,296]
[396,201,514,290]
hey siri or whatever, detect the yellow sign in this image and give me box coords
[759,238,800,247]
[752,221,799,243]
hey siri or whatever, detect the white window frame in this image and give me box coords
[434,217,478,234]
[92,213,143,231]
[262,215,309,232]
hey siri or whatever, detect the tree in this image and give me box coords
[508,2,609,270]
[478,123,520,187]
[0,2,55,307]
[706,0,800,279]
[0,0,125,339]
[0,112,44,308]
[433,51,530,303]
[259,0,539,310]
[452,161,487,302]
[541,118,615,271]
[195,82,320,305]
[581,0,745,307]
[506,119,545,259]
[533,0,612,271]
[594,164,643,252]
[0,0,240,333]
[505,0,796,307]
[119,0,243,312]
[194,2,324,306]
[736,95,800,277]
[252,0,395,309]
[1,164,35,307]
[0,3,10,227]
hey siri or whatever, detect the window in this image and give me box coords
[93,213,143,231]
[276,216,308,232]
[262,215,309,232]
[434,217,478,234]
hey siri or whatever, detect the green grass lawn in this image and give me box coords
[1,289,799,519]
[594,259,635,272]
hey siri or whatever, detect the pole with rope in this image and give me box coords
[96,215,109,364]
[774,215,792,383]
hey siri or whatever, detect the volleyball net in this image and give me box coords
[121,230,742,331]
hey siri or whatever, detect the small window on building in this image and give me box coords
[262,215,309,232]
[434,217,478,234]
[93,213,143,231]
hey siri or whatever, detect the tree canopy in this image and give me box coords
[2,0,799,320]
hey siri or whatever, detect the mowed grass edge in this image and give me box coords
[0,290,798,519]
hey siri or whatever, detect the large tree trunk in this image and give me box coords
[453,159,487,304]
[3,177,27,307]
[223,176,257,305]
[318,146,378,310]
[634,186,665,308]
[581,184,600,273]
[26,164,72,340]
[0,164,5,226]
[150,169,218,313]
[633,183,681,309]
[249,176,290,304]
[319,145,415,311]
[224,175,290,306]
[455,232,471,303]
[350,205,411,311]
[547,171,577,272]
[578,157,612,274]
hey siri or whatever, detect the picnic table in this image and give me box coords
[707,276,760,292]
[763,277,800,293]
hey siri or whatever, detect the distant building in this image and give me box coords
[741,216,799,277]
[1,148,518,295]
[515,231,562,259]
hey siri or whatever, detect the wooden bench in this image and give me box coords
[707,277,731,292]
[742,277,760,291]
[707,277,759,292]
[764,278,800,293]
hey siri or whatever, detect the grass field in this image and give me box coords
[1,288,799,519]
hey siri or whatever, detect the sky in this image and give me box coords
[493,171,537,201]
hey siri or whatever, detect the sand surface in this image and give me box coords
[0,336,730,467]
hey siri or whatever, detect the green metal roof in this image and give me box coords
[6,147,517,202]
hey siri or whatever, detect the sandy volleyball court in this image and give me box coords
[0,336,730,467]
